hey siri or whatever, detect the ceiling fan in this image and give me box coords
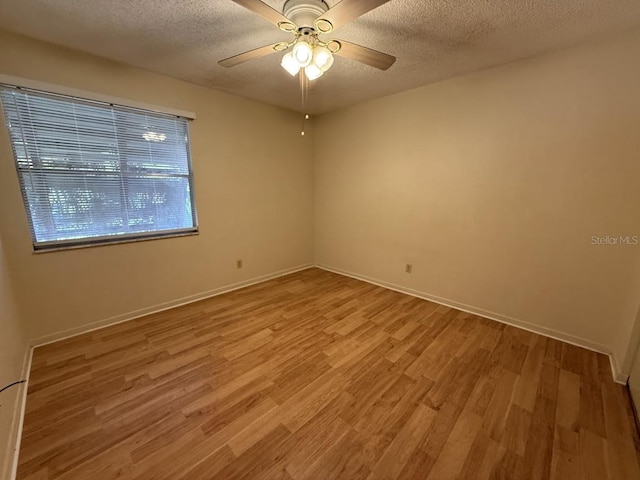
[219,0,396,81]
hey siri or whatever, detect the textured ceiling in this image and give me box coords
[0,1,639,114]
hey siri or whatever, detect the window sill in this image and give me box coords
[32,230,199,254]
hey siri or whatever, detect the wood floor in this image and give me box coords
[17,268,640,480]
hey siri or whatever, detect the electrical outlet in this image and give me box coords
[237,259,243,269]
[405,264,412,274]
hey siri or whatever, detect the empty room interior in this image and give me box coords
[2,0,640,479]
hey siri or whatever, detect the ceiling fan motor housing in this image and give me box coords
[283,0,329,29]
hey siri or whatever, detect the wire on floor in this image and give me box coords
[0,380,26,395]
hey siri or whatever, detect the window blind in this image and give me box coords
[0,85,198,250]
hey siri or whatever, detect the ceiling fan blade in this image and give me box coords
[218,43,281,67]
[334,40,396,70]
[317,0,391,32]
[231,0,292,27]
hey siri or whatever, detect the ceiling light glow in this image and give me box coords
[279,34,342,81]
[292,42,313,67]
[305,63,323,80]
[281,52,301,76]
[312,46,334,72]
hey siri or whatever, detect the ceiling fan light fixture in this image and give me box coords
[312,46,334,72]
[281,52,301,76]
[292,41,313,67]
[219,0,397,83]
[305,63,323,80]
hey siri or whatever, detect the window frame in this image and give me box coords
[0,77,199,252]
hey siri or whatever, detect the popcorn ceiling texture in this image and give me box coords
[0,0,639,114]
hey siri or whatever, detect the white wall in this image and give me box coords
[0,233,27,480]
[0,30,314,342]
[313,28,640,376]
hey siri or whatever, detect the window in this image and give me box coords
[0,85,198,251]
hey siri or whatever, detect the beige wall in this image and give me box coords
[0,30,313,341]
[0,233,27,480]
[313,28,640,374]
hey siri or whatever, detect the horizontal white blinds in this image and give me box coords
[0,85,197,249]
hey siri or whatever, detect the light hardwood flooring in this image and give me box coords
[16,268,640,479]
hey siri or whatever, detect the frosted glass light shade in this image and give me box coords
[292,42,313,67]
[281,52,300,76]
[305,64,323,80]
[312,46,334,72]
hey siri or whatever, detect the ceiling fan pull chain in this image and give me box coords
[300,71,309,135]
[301,114,310,136]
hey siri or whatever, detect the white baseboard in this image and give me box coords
[19,260,628,389]
[609,354,629,385]
[316,264,626,385]
[7,345,32,480]
[30,264,312,348]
